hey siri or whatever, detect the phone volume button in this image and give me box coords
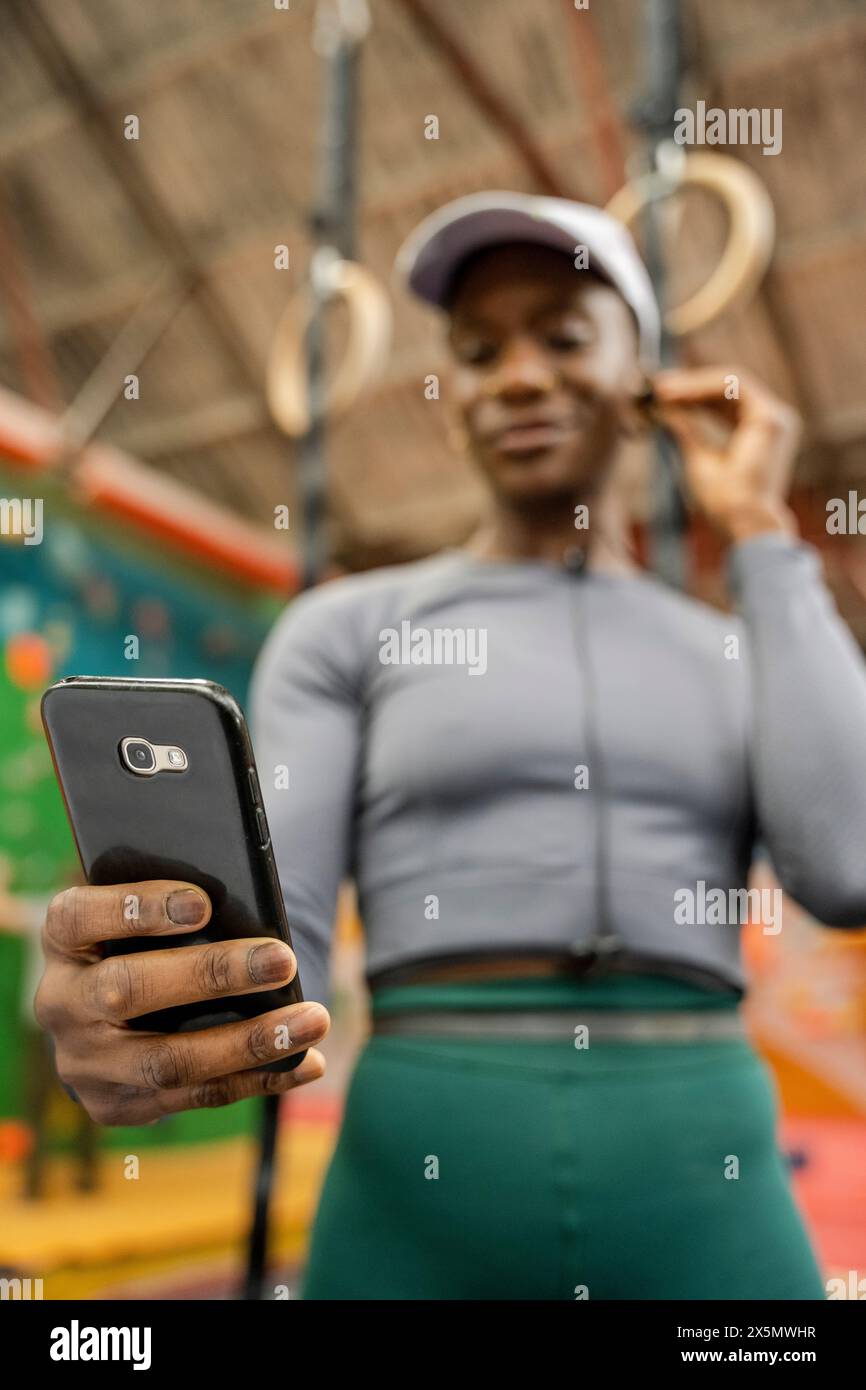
[248,767,262,804]
[255,806,270,850]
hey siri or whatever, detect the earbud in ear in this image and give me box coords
[627,376,662,434]
[617,376,656,438]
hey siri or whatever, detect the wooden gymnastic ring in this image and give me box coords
[606,152,775,335]
[266,256,392,437]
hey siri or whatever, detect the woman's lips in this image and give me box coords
[492,422,576,456]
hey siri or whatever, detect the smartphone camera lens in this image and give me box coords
[122,739,156,775]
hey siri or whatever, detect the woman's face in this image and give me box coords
[446,242,644,509]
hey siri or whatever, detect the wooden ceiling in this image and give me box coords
[0,0,865,613]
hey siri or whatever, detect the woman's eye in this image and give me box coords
[546,325,594,351]
[456,340,498,365]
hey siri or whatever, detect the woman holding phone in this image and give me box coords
[35,192,866,1299]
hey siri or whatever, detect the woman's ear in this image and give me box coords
[618,367,656,439]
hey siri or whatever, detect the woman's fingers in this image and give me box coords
[81,1048,328,1126]
[43,880,212,959]
[653,365,756,405]
[37,879,331,1128]
[155,1048,328,1115]
[62,1000,329,1094]
[124,1001,330,1091]
[80,937,298,1023]
[653,402,706,450]
[652,366,799,436]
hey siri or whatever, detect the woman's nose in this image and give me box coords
[484,338,559,399]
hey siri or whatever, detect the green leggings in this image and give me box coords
[302,982,826,1300]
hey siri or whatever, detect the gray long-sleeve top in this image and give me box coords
[248,532,866,1005]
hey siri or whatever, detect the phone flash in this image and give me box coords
[120,737,188,775]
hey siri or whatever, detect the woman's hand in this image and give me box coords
[34,880,330,1126]
[651,366,802,545]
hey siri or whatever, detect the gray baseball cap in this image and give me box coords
[394,189,661,364]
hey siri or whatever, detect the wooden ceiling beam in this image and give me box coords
[0,6,290,162]
[8,0,264,397]
[110,392,270,461]
[394,0,573,198]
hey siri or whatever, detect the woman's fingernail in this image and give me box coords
[249,942,294,984]
[166,889,208,925]
[287,1005,328,1045]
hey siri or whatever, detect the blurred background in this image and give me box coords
[0,0,864,1300]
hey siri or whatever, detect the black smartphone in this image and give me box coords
[41,675,305,1072]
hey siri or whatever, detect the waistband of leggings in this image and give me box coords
[371,1007,747,1043]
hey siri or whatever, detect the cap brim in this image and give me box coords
[397,206,595,308]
